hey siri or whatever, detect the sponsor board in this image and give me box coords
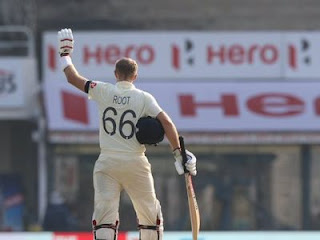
[0,58,25,107]
[52,232,127,240]
[0,232,52,240]
[44,81,320,132]
[50,231,320,240]
[158,231,320,240]
[44,80,98,131]
[285,32,320,78]
[43,31,320,80]
[0,57,38,119]
[0,231,319,240]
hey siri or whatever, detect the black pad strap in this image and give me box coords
[138,224,159,230]
[94,223,118,231]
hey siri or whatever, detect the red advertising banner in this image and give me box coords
[53,232,127,240]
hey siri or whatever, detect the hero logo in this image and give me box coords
[83,44,155,65]
[179,93,319,117]
[0,70,16,96]
[288,39,311,70]
[206,44,278,65]
[172,40,279,70]
[172,39,195,69]
[48,44,155,70]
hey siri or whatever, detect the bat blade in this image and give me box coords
[179,136,200,240]
[185,173,200,240]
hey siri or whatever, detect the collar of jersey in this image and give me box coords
[116,81,135,89]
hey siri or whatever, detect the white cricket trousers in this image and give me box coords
[92,151,163,238]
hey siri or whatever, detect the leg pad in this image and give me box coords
[93,221,119,240]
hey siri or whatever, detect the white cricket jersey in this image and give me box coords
[88,80,163,154]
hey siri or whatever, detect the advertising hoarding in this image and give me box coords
[0,57,38,119]
[44,81,320,132]
[43,31,320,80]
[1,232,320,240]
[0,58,25,108]
[0,233,52,240]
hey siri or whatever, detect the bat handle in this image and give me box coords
[179,136,188,173]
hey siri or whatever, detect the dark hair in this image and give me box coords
[115,57,138,80]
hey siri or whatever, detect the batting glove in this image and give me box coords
[57,28,74,56]
[173,149,197,176]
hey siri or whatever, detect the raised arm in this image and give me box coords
[58,28,88,92]
[63,64,88,92]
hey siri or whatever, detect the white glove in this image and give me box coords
[173,149,197,176]
[57,28,74,56]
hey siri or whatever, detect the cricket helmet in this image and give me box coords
[136,116,165,145]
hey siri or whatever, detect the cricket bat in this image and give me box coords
[179,136,200,240]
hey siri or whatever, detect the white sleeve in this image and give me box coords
[144,92,163,118]
[87,81,110,102]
